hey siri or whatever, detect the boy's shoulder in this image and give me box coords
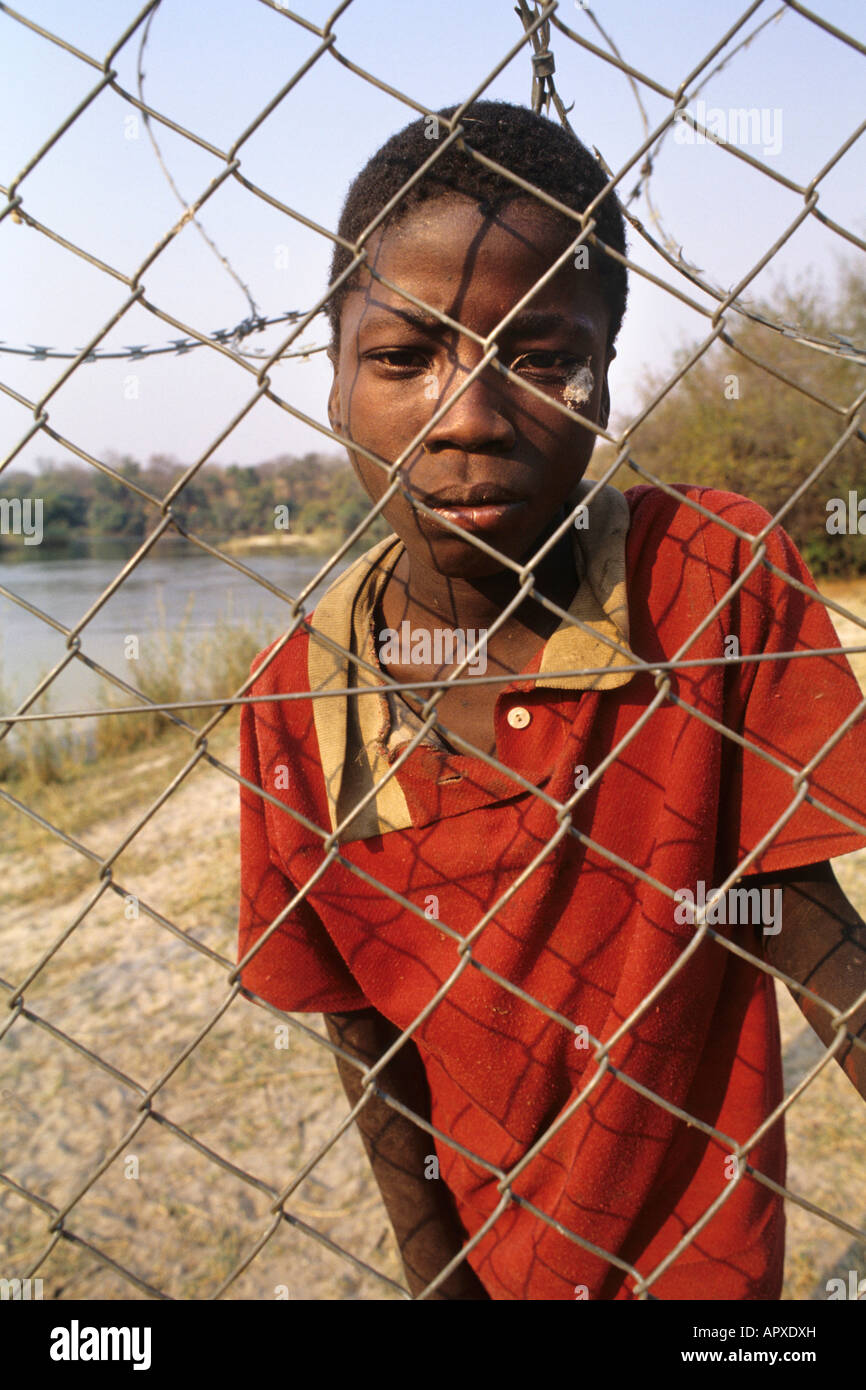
[248,621,311,687]
[247,533,400,694]
[624,481,776,538]
[623,481,809,591]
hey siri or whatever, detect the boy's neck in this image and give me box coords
[380,519,579,647]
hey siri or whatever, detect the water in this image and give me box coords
[0,536,358,712]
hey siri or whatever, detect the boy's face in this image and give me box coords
[328,194,614,578]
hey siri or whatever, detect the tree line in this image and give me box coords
[0,451,392,550]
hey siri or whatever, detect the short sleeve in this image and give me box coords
[237,681,370,1013]
[711,504,866,875]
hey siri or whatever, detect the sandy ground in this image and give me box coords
[1,579,864,1302]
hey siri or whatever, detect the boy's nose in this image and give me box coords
[420,360,516,454]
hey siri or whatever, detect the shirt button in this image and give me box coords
[506,705,531,729]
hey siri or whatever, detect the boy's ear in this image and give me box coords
[599,378,611,431]
[599,346,615,431]
[327,377,342,436]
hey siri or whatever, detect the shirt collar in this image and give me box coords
[306,479,635,840]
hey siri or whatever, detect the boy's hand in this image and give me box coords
[323,1007,490,1300]
[754,860,866,1099]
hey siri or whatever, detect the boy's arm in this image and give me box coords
[755,860,866,1099]
[322,1007,490,1300]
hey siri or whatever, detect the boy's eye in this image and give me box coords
[366,349,429,371]
[363,347,585,383]
[510,351,581,374]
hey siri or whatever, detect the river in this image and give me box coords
[0,536,359,711]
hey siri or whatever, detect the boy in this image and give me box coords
[237,102,866,1300]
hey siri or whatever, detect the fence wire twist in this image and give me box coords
[1,0,865,1301]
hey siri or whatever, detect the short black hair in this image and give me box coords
[326,99,628,352]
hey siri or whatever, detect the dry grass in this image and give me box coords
[0,597,272,791]
[1,579,864,1301]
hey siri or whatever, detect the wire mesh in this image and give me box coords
[1,0,865,1302]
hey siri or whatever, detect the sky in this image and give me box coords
[1,0,864,473]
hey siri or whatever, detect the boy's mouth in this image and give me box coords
[408,484,528,535]
[427,500,527,534]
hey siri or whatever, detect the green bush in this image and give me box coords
[598,258,866,576]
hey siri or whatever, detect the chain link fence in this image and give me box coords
[1,0,865,1302]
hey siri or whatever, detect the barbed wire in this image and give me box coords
[135,0,263,323]
[5,2,862,370]
[1,0,865,1306]
[0,306,328,364]
[550,3,866,364]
